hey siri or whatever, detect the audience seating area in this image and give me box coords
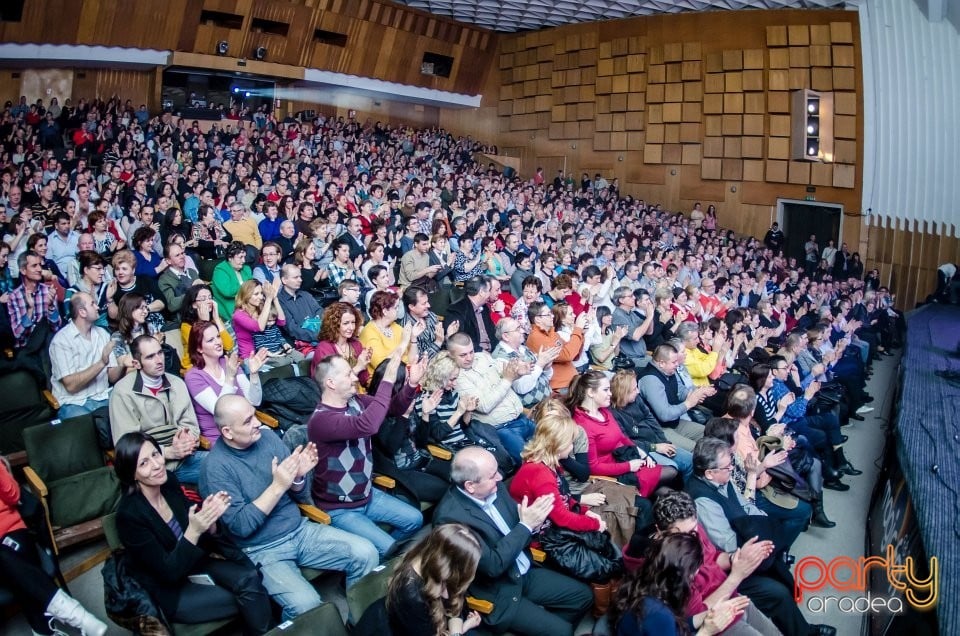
[0,92,907,636]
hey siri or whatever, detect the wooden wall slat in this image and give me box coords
[0,0,498,96]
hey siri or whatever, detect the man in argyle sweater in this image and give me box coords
[307,337,427,559]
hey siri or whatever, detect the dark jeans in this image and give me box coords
[739,573,810,636]
[755,491,811,552]
[494,414,536,465]
[502,567,593,636]
[790,411,843,450]
[0,529,60,634]
[170,556,273,635]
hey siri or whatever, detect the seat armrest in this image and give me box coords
[466,597,494,614]
[298,504,331,525]
[199,436,212,450]
[255,410,279,428]
[530,547,546,563]
[373,475,396,489]
[427,444,452,460]
[42,390,60,410]
[589,475,618,482]
[23,466,48,498]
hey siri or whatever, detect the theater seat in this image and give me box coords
[0,370,58,466]
[102,512,235,636]
[22,415,121,553]
[264,602,348,636]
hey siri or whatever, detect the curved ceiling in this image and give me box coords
[395,0,850,32]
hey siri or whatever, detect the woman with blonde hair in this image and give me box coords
[232,278,284,359]
[356,523,483,635]
[509,400,624,614]
[610,370,694,482]
[508,406,609,533]
[414,352,476,451]
[415,352,513,473]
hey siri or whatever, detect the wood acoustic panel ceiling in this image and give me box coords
[395,0,850,32]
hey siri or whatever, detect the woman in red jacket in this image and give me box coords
[508,400,621,613]
[566,370,679,498]
[508,402,608,535]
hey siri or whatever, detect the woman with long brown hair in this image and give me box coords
[611,533,742,636]
[358,523,483,636]
[566,371,679,498]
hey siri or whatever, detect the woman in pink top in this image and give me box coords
[566,370,678,498]
[231,279,285,359]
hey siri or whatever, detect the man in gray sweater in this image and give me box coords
[199,394,378,621]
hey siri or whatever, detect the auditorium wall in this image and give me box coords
[440,9,866,253]
[865,222,960,310]
[0,0,497,97]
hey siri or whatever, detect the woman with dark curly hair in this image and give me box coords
[356,523,483,636]
[611,533,742,636]
[312,301,372,387]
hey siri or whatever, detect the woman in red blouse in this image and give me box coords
[566,370,679,498]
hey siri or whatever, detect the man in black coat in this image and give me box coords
[432,447,592,636]
[443,276,498,353]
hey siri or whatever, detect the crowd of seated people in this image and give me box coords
[0,93,906,635]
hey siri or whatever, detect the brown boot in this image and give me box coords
[590,581,612,617]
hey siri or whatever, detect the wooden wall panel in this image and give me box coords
[865,222,960,310]
[71,69,156,108]
[0,0,497,96]
[450,7,864,254]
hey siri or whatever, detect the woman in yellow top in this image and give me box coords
[179,284,235,371]
[358,290,422,377]
[678,321,729,387]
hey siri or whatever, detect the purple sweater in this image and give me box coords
[307,378,417,510]
[184,360,261,440]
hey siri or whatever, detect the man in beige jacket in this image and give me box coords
[109,334,206,482]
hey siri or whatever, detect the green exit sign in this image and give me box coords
[804,195,815,201]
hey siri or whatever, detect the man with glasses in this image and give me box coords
[698,277,731,320]
[611,285,656,368]
[525,300,586,393]
[223,202,263,255]
[492,317,560,407]
[687,437,794,555]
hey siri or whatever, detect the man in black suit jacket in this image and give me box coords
[432,447,592,636]
[443,276,498,353]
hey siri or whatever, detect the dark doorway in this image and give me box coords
[780,200,842,266]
